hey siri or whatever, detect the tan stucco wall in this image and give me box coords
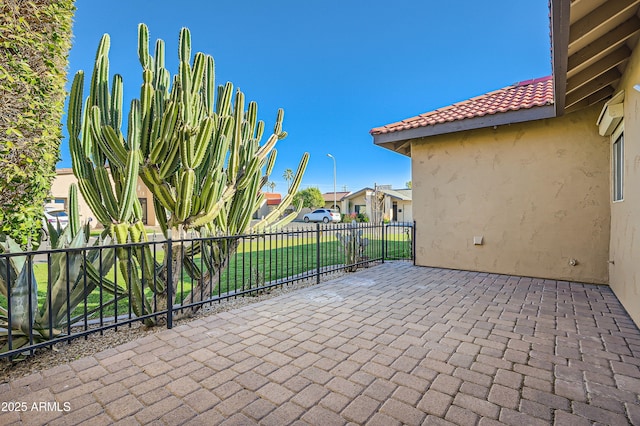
[346,194,368,215]
[608,42,640,326]
[395,200,412,223]
[411,104,610,284]
[50,170,96,226]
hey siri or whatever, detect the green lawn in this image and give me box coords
[2,231,411,324]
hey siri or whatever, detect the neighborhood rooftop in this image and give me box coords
[370,76,554,136]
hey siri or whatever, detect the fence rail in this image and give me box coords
[0,221,413,360]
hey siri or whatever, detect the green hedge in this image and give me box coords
[0,0,75,246]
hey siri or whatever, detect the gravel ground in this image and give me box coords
[0,271,347,383]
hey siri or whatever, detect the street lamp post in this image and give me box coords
[327,154,336,211]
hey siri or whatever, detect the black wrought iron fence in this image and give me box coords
[0,221,413,360]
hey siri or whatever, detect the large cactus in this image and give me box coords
[68,24,308,316]
[134,24,307,235]
[68,35,159,324]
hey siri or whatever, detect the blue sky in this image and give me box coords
[59,1,551,194]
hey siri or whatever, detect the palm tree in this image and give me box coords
[283,168,294,190]
[268,181,276,192]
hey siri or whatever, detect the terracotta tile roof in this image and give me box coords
[263,192,281,206]
[370,76,554,135]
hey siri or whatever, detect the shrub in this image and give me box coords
[0,0,75,247]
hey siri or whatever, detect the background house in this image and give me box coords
[254,193,282,219]
[50,168,157,227]
[371,0,640,327]
[322,191,350,212]
[341,186,413,223]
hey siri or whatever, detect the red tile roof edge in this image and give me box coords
[371,76,554,136]
[263,192,282,205]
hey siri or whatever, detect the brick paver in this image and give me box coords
[2,262,640,424]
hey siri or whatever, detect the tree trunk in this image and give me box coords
[174,238,239,319]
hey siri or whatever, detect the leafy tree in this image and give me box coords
[406,180,412,189]
[0,0,75,247]
[283,168,294,190]
[293,187,324,209]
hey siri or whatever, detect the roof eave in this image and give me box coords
[551,0,571,117]
[372,104,557,156]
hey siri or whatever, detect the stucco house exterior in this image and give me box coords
[322,191,350,212]
[254,193,282,219]
[340,186,413,223]
[50,168,158,227]
[371,0,640,327]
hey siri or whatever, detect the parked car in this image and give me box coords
[43,209,69,230]
[303,209,341,223]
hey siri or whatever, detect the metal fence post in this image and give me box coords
[166,230,173,329]
[382,223,386,263]
[412,221,416,265]
[316,223,321,284]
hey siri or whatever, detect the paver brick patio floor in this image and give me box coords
[2,262,640,425]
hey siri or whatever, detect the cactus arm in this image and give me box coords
[265,149,277,177]
[67,72,84,163]
[153,38,166,84]
[153,196,169,236]
[253,199,303,232]
[252,153,309,229]
[179,61,192,124]
[110,74,123,131]
[91,52,111,125]
[68,183,80,237]
[190,52,206,101]
[246,101,257,137]
[216,82,233,118]
[174,169,195,222]
[225,90,243,183]
[128,99,142,151]
[90,108,126,169]
[204,55,215,112]
[179,27,191,63]
[149,100,179,163]
[137,23,151,69]
[189,185,235,229]
[93,166,119,218]
[191,117,215,169]
[117,102,142,222]
[139,69,154,154]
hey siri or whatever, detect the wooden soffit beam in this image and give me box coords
[395,141,411,155]
[587,86,617,105]
[566,46,630,93]
[568,17,640,71]
[564,86,615,114]
[569,0,640,47]
[565,70,620,108]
